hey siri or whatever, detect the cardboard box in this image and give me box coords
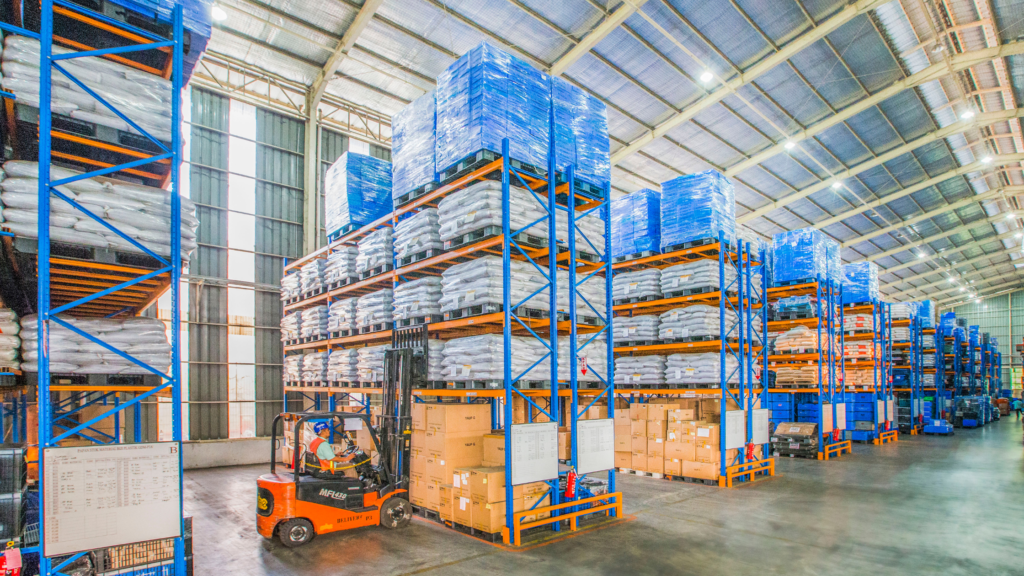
[558,427,570,460]
[615,451,631,469]
[646,404,668,421]
[630,419,647,436]
[409,475,426,507]
[482,433,505,467]
[425,480,441,510]
[631,452,646,470]
[614,409,631,425]
[646,455,664,474]
[467,466,520,504]
[695,423,720,446]
[426,440,483,484]
[668,409,696,423]
[412,403,428,430]
[646,420,667,440]
[519,493,551,523]
[666,422,685,442]
[411,449,426,475]
[412,430,426,450]
[614,425,631,450]
[426,403,491,433]
[426,430,485,455]
[665,440,695,461]
[580,405,607,420]
[681,421,703,437]
[454,494,473,525]
[629,403,648,421]
[439,484,455,520]
[471,499,506,532]
[683,460,719,480]
[630,435,647,454]
[695,447,738,464]
[664,458,682,476]
[647,437,665,458]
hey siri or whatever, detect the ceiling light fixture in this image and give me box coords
[959,287,966,292]
[932,43,946,53]
[982,156,993,163]
[784,141,796,151]
[918,253,926,259]
[700,70,714,83]
[831,181,842,190]
[960,110,975,120]
[1007,213,1017,220]
[212,4,227,21]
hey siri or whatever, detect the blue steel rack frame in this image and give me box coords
[817,277,841,454]
[3,3,188,573]
[881,303,893,430]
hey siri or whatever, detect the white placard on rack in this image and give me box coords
[43,442,182,557]
[887,399,896,423]
[877,399,885,423]
[822,407,834,433]
[835,403,847,430]
[510,422,558,486]
[725,410,746,450]
[752,409,770,445]
[576,419,614,474]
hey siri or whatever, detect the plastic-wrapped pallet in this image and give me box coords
[892,327,910,341]
[660,170,735,250]
[0,309,21,369]
[923,354,935,368]
[843,313,873,332]
[922,373,935,386]
[916,300,935,329]
[328,298,357,333]
[301,352,329,382]
[393,277,442,321]
[439,256,550,313]
[19,315,170,374]
[659,260,737,294]
[614,315,659,343]
[612,269,660,301]
[356,227,393,274]
[550,76,610,189]
[436,180,549,243]
[280,273,301,301]
[826,239,841,285]
[557,334,607,382]
[890,302,917,321]
[427,339,447,381]
[324,151,392,238]
[394,208,442,261]
[284,355,301,382]
[327,349,359,382]
[556,205,606,252]
[300,260,326,295]
[391,90,437,200]
[280,311,301,342]
[300,306,329,339]
[440,334,550,382]
[614,355,665,386]
[658,305,737,341]
[611,188,660,259]
[841,262,878,305]
[355,289,394,329]
[435,42,550,176]
[774,296,815,316]
[665,353,740,385]
[0,161,199,260]
[357,345,390,383]
[324,247,358,285]
[771,228,832,285]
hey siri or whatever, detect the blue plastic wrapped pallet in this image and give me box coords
[840,262,879,304]
[435,42,550,176]
[611,189,660,259]
[324,152,393,238]
[940,312,957,332]
[969,326,979,347]
[391,90,437,200]
[660,170,735,250]
[771,228,832,285]
[826,240,841,285]
[916,300,935,328]
[551,76,611,191]
[106,0,212,80]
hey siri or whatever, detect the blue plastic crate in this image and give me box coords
[849,430,874,442]
[769,393,793,402]
[772,410,794,420]
[798,403,818,411]
[851,402,875,411]
[771,401,792,410]
[851,411,873,422]
[660,170,735,249]
[854,393,875,403]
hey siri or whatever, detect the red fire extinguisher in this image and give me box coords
[565,467,577,499]
[832,428,841,442]
[745,442,755,460]
[1,546,22,576]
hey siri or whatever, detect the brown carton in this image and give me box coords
[614,409,631,425]
[631,452,646,470]
[630,435,647,454]
[426,430,485,455]
[558,427,570,460]
[468,466,522,504]
[614,430,631,452]
[646,420,667,440]
[439,484,455,520]
[425,480,441,510]
[412,403,428,430]
[646,455,665,474]
[695,447,738,464]
[664,458,682,476]
[482,433,505,467]
[453,467,475,498]
[668,409,696,423]
[412,429,426,450]
[471,499,506,533]
[629,403,648,421]
[646,404,668,421]
[580,405,607,420]
[695,423,721,446]
[454,494,473,525]
[519,493,551,523]
[630,419,647,436]
[426,403,491,433]
[647,437,665,458]
[409,475,426,507]
[411,448,426,476]
[681,420,703,437]
[426,438,483,484]
[665,440,695,461]
[614,451,631,469]
[683,460,719,480]
[666,422,685,442]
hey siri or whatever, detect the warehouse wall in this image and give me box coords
[952,293,1020,390]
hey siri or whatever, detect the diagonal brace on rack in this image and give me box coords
[50,266,171,315]
[510,386,554,422]
[49,316,172,380]
[51,151,173,187]
[50,379,172,443]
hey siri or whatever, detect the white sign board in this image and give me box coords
[510,422,558,486]
[822,406,833,433]
[43,442,181,557]
[887,399,896,422]
[751,409,770,445]
[835,402,847,430]
[725,410,746,450]
[877,400,886,423]
[576,419,614,475]
[915,399,922,417]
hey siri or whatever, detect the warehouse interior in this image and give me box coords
[2,0,1024,574]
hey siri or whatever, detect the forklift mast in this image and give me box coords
[380,326,427,492]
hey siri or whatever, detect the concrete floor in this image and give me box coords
[186,418,1024,576]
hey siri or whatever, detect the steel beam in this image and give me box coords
[879,229,1019,275]
[855,212,1016,263]
[894,268,1021,300]
[884,247,1019,294]
[309,0,384,107]
[549,0,646,76]
[940,279,1024,306]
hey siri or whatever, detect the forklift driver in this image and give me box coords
[306,421,357,478]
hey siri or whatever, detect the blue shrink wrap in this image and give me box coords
[841,262,879,304]
[551,77,611,188]
[324,152,393,238]
[392,90,437,199]
[969,326,979,347]
[771,228,833,285]
[660,170,735,250]
[916,300,935,328]
[826,239,841,285]
[106,0,211,79]
[940,312,956,332]
[435,42,550,174]
[611,189,661,258]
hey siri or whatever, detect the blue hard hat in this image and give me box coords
[313,421,329,434]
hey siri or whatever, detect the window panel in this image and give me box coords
[228,249,255,283]
[228,173,256,214]
[228,212,255,250]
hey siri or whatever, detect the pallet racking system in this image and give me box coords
[842,299,893,441]
[935,318,964,422]
[0,2,189,574]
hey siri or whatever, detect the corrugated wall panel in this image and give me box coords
[953,293,1014,388]
[320,129,349,247]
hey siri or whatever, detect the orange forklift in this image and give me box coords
[256,328,425,546]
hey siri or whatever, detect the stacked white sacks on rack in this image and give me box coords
[20,315,170,374]
[437,181,549,244]
[890,302,916,321]
[664,353,742,387]
[324,247,358,285]
[923,354,935,368]
[556,270,606,319]
[280,274,301,301]
[773,366,818,386]
[394,208,442,261]
[844,369,874,388]
[555,207,606,253]
[280,311,301,341]
[440,334,551,383]
[658,260,737,294]
[327,349,359,382]
[355,289,393,329]
[613,315,659,343]
[393,277,442,322]
[658,304,737,341]
[612,269,660,301]
[844,342,880,360]
[300,259,326,295]
[328,298,357,333]
[773,325,834,352]
[557,334,607,383]
[426,340,447,382]
[0,309,20,369]
[922,373,936,386]
[356,345,390,383]
[892,327,911,341]
[614,355,665,386]
[300,306,329,340]
[284,355,301,382]
[301,352,329,382]
[439,256,551,314]
[356,227,393,274]
[843,313,873,333]
[0,161,198,260]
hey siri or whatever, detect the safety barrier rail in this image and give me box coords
[503,492,622,547]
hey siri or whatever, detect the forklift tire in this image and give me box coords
[279,518,315,547]
[380,497,413,529]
